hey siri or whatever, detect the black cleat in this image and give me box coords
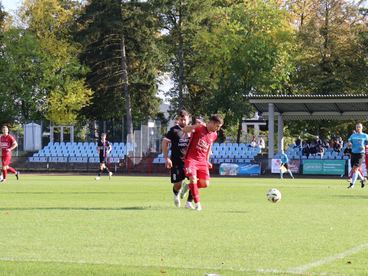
[361,179,366,188]
[15,171,19,180]
[347,183,354,189]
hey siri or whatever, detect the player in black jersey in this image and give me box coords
[162,110,193,208]
[95,133,113,180]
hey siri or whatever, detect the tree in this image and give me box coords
[0,28,45,124]
[191,0,295,141]
[20,0,92,125]
[156,0,213,114]
[289,0,368,94]
[76,0,162,138]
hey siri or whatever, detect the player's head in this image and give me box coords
[177,110,190,128]
[207,114,223,132]
[356,123,363,133]
[1,125,8,135]
[101,133,107,141]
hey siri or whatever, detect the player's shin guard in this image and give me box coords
[352,171,359,185]
[187,190,193,202]
[7,167,16,174]
[172,186,179,196]
[189,183,200,203]
[356,169,364,180]
[103,167,110,174]
[97,169,102,177]
[2,170,7,180]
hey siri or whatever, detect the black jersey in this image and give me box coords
[97,140,112,158]
[164,125,190,165]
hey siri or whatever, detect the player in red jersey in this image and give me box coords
[181,115,223,211]
[0,125,19,182]
[365,145,368,177]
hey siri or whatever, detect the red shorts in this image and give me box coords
[184,159,210,180]
[2,155,11,166]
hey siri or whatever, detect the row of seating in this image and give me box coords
[30,142,134,161]
[275,144,349,160]
[152,143,261,164]
[28,156,121,163]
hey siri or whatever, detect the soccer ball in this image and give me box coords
[267,188,282,203]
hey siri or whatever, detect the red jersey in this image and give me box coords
[0,134,15,156]
[185,125,218,162]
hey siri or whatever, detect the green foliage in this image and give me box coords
[289,0,368,94]
[18,0,92,125]
[76,0,162,124]
[46,79,92,125]
[191,0,295,140]
[0,28,45,124]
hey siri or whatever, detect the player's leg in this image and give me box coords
[357,165,366,188]
[348,155,358,188]
[102,158,112,179]
[96,162,104,180]
[1,157,11,182]
[185,160,203,210]
[285,163,294,179]
[171,166,183,207]
[280,163,284,179]
[350,154,364,188]
[6,165,19,180]
[1,165,8,182]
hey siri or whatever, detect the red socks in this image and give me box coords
[7,167,16,174]
[2,169,7,179]
[189,183,200,203]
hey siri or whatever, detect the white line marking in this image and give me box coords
[288,243,368,274]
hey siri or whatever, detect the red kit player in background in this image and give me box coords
[181,115,223,211]
[365,145,368,173]
[0,125,19,182]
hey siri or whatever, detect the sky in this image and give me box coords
[2,0,22,14]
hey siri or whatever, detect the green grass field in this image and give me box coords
[0,175,367,275]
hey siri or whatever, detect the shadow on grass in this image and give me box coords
[224,210,249,214]
[333,195,368,199]
[0,206,155,211]
[1,192,148,195]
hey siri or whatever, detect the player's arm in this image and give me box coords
[206,144,213,169]
[107,142,112,154]
[9,140,18,151]
[183,120,204,133]
[162,138,172,169]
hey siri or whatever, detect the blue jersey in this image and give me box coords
[348,133,368,154]
[280,153,288,164]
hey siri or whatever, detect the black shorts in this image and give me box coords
[281,163,288,170]
[170,164,186,184]
[99,155,108,164]
[351,153,364,168]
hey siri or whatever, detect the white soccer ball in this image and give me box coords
[267,188,282,203]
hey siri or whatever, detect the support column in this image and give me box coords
[50,126,54,143]
[268,103,275,169]
[254,124,260,138]
[70,126,74,143]
[278,114,284,153]
[60,126,64,142]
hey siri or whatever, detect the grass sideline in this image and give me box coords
[0,175,367,275]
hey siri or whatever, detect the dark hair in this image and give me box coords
[209,114,223,125]
[178,110,189,118]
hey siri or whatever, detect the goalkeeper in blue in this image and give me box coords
[280,151,294,179]
[347,123,368,189]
